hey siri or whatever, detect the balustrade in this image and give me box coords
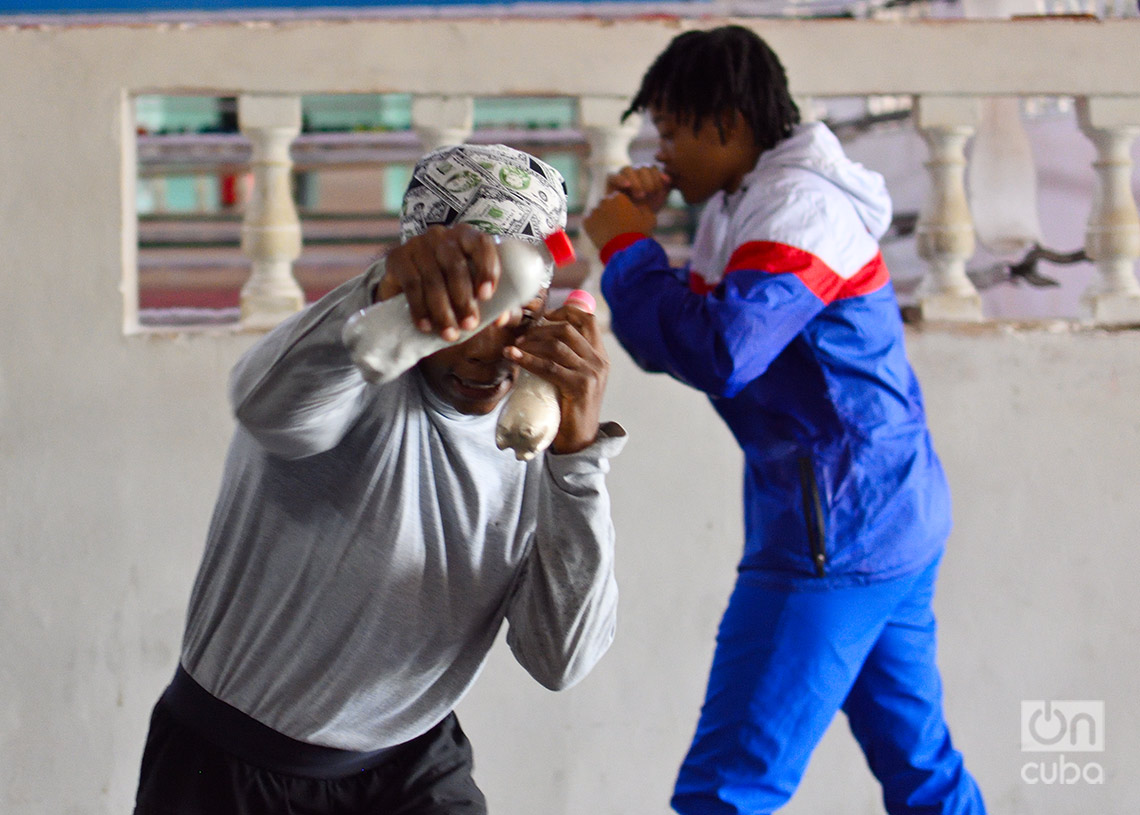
[146,86,1140,331]
[111,19,1140,331]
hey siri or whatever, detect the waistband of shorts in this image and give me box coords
[161,664,401,779]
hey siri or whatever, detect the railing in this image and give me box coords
[134,123,676,324]
[205,92,656,329]
[3,15,1138,330]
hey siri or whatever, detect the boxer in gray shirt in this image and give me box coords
[134,145,624,815]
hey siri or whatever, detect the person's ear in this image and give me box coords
[711,110,730,144]
[718,110,747,145]
[728,111,762,155]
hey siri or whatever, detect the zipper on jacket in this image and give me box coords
[797,456,827,577]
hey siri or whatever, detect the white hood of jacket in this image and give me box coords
[754,121,893,241]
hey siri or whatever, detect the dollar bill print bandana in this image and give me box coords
[399,144,568,246]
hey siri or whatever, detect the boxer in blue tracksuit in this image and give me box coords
[583,26,987,815]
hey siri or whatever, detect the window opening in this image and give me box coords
[131,93,646,330]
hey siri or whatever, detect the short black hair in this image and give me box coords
[624,25,801,152]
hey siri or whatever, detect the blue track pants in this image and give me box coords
[672,556,986,815]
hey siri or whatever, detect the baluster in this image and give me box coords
[194,173,212,214]
[238,94,304,329]
[411,95,474,154]
[577,96,642,305]
[151,176,168,214]
[1076,97,1140,325]
[968,97,1041,259]
[580,97,641,212]
[914,96,984,321]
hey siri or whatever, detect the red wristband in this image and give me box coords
[599,232,649,264]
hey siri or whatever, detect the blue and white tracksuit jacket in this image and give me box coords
[600,122,950,591]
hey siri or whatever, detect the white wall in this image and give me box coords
[1,15,1138,815]
[3,324,1137,814]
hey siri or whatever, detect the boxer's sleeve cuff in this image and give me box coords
[599,233,649,265]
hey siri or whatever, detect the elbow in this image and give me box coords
[232,407,343,460]
[716,371,751,400]
[700,340,772,399]
[239,427,332,461]
[676,361,748,401]
[509,618,616,692]
[531,649,606,693]
[230,383,360,460]
[524,623,617,692]
[534,669,576,693]
[231,399,264,438]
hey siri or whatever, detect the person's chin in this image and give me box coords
[678,185,710,206]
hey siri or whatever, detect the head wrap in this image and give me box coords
[399,143,568,246]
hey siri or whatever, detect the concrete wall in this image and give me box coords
[1,15,1138,815]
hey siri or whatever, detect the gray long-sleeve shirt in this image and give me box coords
[180,268,625,751]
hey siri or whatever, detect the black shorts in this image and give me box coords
[134,683,487,815]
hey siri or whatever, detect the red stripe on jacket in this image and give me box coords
[690,241,890,304]
[599,232,649,265]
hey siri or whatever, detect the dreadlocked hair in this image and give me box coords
[623,26,801,152]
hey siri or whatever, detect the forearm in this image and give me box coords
[601,239,741,395]
[229,262,385,459]
[602,238,824,398]
[505,423,626,690]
